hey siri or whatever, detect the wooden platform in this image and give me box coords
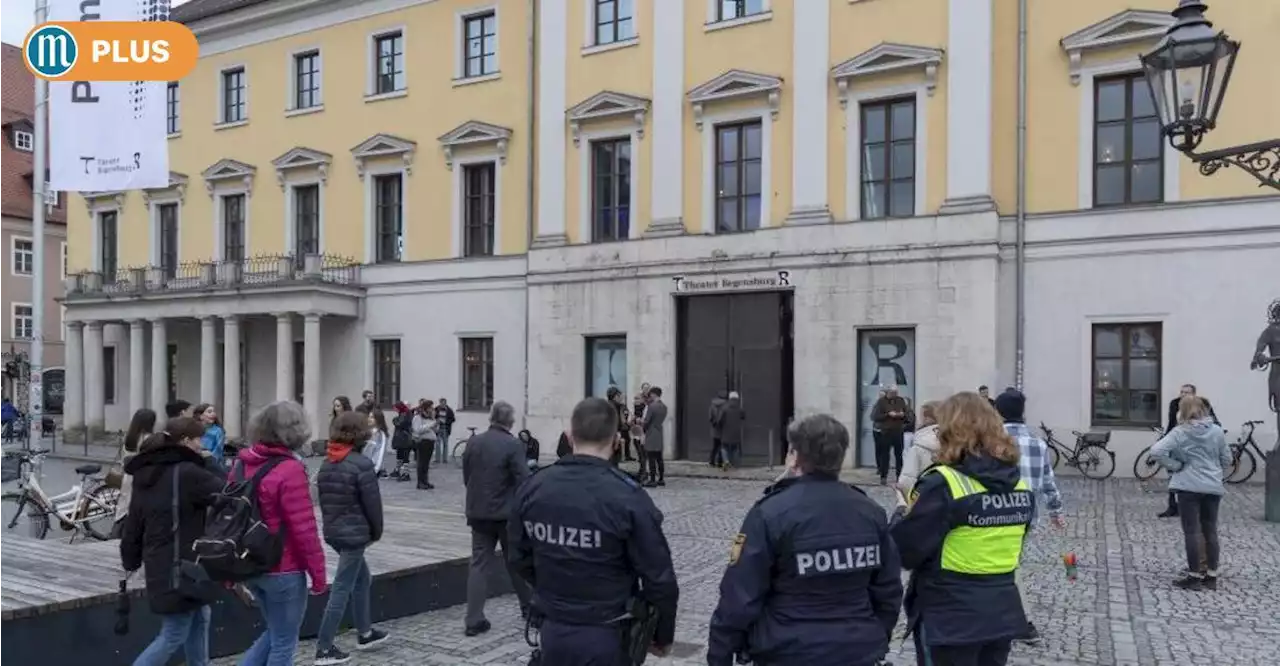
[1,472,509,664]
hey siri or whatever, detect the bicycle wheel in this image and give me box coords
[1047,444,1061,471]
[451,439,467,464]
[1076,445,1116,480]
[1226,447,1256,485]
[2,491,50,539]
[1132,445,1163,481]
[79,485,120,541]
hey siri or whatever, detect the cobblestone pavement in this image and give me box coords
[215,472,1280,666]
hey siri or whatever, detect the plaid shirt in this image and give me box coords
[1004,422,1064,522]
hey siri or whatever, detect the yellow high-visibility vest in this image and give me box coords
[927,465,1031,575]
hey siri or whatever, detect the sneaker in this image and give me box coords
[656,480,666,487]
[1173,574,1204,590]
[1016,621,1041,643]
[356,628,389,649]
[879,476,888,486]
[464,619,491,637]
[1201,575,1218,590]
[1157,508,1178,518]
[315,646,351,665]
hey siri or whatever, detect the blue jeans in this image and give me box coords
[133,605,211,666]
[239,572,308,666]
[317,548,372,650]
[435,428,450,462]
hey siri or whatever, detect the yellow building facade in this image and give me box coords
[63,0,1279,472]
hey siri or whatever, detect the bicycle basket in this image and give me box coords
[1080,431,1111,446]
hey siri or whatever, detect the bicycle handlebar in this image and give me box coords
[1244,420,1263,427]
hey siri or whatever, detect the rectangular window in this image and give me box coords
[103,346,116,405]
[462,12,497,78]
[158,203,179,279]
[12,304,33,340]
[372,340,401,407]
[166,82,180,134]
[12,238,33,275]
[221,67,246,123]
[463,163,496,257]
[1094,73,1163,207]
[99,210,118,279]
[374,32,405,94]
[374,174,403,263]
[293,340,305,404]
[294,184,320,258]
[594,0,634,45]
[61,242,67,278]
[591,138,632,242]
[1091,322,1162,426]
[167,343,178,402]
[222,194,245,262]
[585,336,627,399]
[14,130,33,151]
[714,121,763,233]
[461,337,494,411]
[717,0,765,21]
[860,97,916,220]
[293,51,321,110]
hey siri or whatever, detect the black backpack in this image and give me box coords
[192,457,288,582]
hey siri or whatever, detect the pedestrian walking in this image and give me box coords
[120,418,226,666]
[995,389,1066,643]
[871,386,910,485]
[235,401,328,666]
[716,392,746,469]
[896,401,940,494]
[708,390,728,467]
[890,391,1032,666]
[1158,384,1219,518]
[192,403,226,468]
[461,401,533,636]
[1150,395,1231,590]
[390,402,414,481]
[509,397,679,664]
[434,398,456,464]
[314,412,389,665]
[518,429,541,471]
[707,413,902,666]
[112,408,157,537]
[411,400,438,490]
[362,409,390,476]
[641,387,668,487]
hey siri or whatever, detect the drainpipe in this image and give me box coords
[1014,0,1028,390]
[522,0,537,429]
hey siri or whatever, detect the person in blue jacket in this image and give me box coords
[192,403,226,467]
[707,413,903,666]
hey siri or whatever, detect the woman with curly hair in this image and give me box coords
[889,391,1032,666]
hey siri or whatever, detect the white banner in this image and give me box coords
[47,0,171,191]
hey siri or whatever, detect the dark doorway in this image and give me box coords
[676,291,793,466]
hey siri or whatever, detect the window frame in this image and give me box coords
[858,96,918,220]
[103,345,117,405]
[98,210,119,279]
[157,202,179,279]
[713,120,764,234]
[10,236,34,276]
[1091,72,1164,208]
[293,183,321,258]
[590,137,632,242]
[291,49,322,112]
[370,30,406,96]
[711,0,769,23]
[459,9,499,80]
[221,193,247,263]
[1090,322,1163,428]
[218,65,248,125]
[11,303,34,340]
[13,129,34,152]
[371,339,401,408]
[462,162,497,257]
[460,337,495,412]
[591,0,635,46]
[373,173,403,263]
[166,82,180,135]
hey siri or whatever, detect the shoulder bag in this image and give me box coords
[170,465,219,604]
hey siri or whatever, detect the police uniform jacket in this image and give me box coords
[508,454,680,646]
[707,474,904,666]
[889,453,1031,647]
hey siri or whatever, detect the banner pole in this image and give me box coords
[30,0,50,445]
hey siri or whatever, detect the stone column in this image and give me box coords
[150,319,168,414]
[785,0,833,224]
[302,313,323,442]
[200,316,218,404]
[275,313,294,402]
[222,315,242,439]
[128,320,147,415]
[83,321,105,430]
[940,0,996,214]
[63,322,84,429]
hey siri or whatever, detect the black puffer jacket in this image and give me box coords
[119,444,226,615]
[316,447,384,551]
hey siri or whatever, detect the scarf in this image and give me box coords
[326,441,355,463]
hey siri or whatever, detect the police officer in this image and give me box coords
[509,397,679,665]
[890,391,1033,666]
[707,414,903,666]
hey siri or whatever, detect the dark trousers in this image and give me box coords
[619,430,636,460]
[465,519,531,627]
[1177,491,1222,573]
[875,430,905,479]
[416,439,432,485]
[645,451,664,482]
[710,437,723,466]
[538,619,627,666]
[913,630,1012,666]
[1165,491,1179,514]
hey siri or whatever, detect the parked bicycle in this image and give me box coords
[1225,420,1266,484]
[1038,423,1117,479]
[1,447,119,541]
[1132,425,1171,481]
[450,426,479,465]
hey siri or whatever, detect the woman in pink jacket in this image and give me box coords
[234,401,328,666]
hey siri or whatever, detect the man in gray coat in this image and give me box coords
[642,387,668,488]
[461,400,532,636]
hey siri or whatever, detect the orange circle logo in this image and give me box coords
[23,21,198,82]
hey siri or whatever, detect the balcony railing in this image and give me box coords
[65,254,361,298]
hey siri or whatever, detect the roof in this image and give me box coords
[1,43,65,223]
[170,0,278,24]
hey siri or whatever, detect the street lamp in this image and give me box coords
[1140,0,1280,189]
